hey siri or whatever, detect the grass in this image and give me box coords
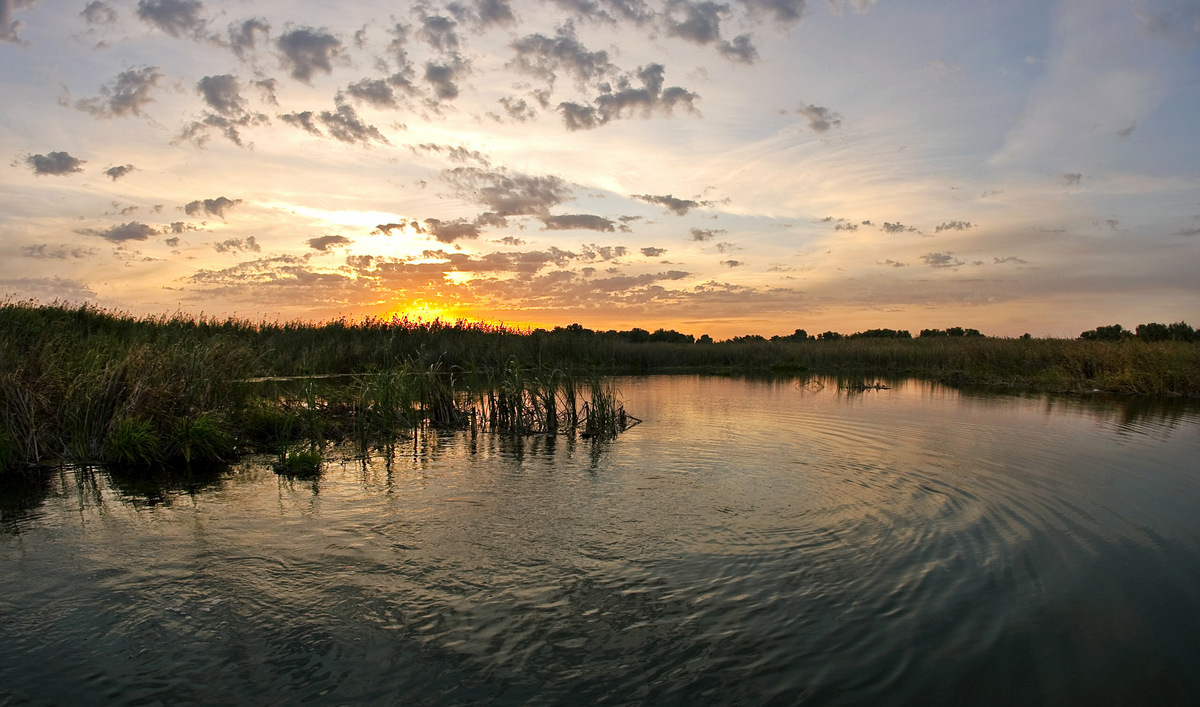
[2,300,1198,475]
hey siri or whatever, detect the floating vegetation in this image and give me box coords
[274,448,322,478]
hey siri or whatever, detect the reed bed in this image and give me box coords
[2,301,1197,474]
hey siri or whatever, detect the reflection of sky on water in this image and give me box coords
[2,376,1200,704]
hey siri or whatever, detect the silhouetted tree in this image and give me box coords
[1080,324,1132,341]
[817,331,844,341]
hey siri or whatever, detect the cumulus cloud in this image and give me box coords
[1063,172,1082,186]
[184,196,241,218]
[795,101,842,132]
[739,0,809,25]
[720,259,744,267]
[1174,227,1200,237]
[20,244,98,259]
[424,56,469,101]
[662,0,758,63]
[509,23,616,87]
[307,234,351,251]
[279,110,321,135]
[81,1,118,25]
[558,63,699,130]
[104,164,134,180]
[197,74,245,115]
[540,214,616,231]
[77,221,159,242]
[993,256,1029,264]
[641,246,667,257]
[920,252,965,268]
[2,0,36,42]
[442,166,573,217]
[934,220,972,232]
[417,13,461,52]
[135,0,207,38]
[689,227,724,241]
[344,78,400,108]
[26,151,85,175]
[319,103,389,145]
[228,17,270,59]
[421,218,481,243]
[76,66,164,118]
[214,236,260,253]
[834,221,858,231]
[277,27,343,83]
[633,193,709,215]
[0,277,96,301]
[881,221,915,234]
[880,259,907,268]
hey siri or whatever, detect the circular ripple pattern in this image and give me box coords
[2,376,1200,705]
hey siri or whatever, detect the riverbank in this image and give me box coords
[3,302,1198,472]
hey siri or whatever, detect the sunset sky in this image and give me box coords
[3,0,1199,338]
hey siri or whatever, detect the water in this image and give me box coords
[3,376,1200,705]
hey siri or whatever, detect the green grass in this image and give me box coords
[2,300,1198,474]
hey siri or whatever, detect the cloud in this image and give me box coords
[1136,0,1200,46]
[834,221,858,231]
[214,236,260,253]
[424,56,469,101]
[76,66,164,118]
[934,220,972,232]
[1116,121,1136,138]
[442,166,573,216]
[1174,227,1200,237]
[920,252,965,268]
[26,151,85,175]
[558,63,699,130]
[104,164,134,180]
[196,74,245,115]
[184,196,242,218]
[344,78,400,108]
[474,0,517,27]
[0,277,96,301]
[228,17,269,59]
[880,259,907,268]
[280,110,321,135]
[412,143,490,166]
[689,227,724,241]
[795,101,842,132]
[135,0,207,39]
[81,1,118,25]
[20,244,98,259]
[176,111,268,147]
[307,234,351,251]
[540,214,616,231]
[720,259,744,267]
[77,221,159,242]
[496,236,525,246]
[881,221,915,234]
[318,102,389,145]
[633,192,709,215]
[641,246,667,257]
[993,256,1029,264]
[277,27,343,83]
[509,23,616,88]
[739,0,809,25]
[422,218,481,243]
[417,13,461,52]
[662,0,759,63]
[1063,172,1082,186]
[2,0,35,42]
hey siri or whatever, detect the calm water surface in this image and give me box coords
[3,376,1200,705]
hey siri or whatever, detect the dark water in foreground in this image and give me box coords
[3,376,1200,706]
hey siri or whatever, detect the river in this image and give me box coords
[2,376,1199,705]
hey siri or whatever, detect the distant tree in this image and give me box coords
[554,323,594,336]
[946,326,965,337]
[697,334,714,344]
[1079,324,1132,341]
[728,334,767,343]
[1021,333,1032,340]
[648,328,695,344]
[773,328,810,343]
[619,327,650,343]
[920,329,947,338]
[817,331,844,341]
[1167,321,1196,342]
[963,328,983,337]
[850,328,912,339]
[1136,322,1170,342]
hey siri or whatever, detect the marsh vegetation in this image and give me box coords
[2,301,1197,473]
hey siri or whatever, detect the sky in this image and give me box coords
[3,0,1199,338]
